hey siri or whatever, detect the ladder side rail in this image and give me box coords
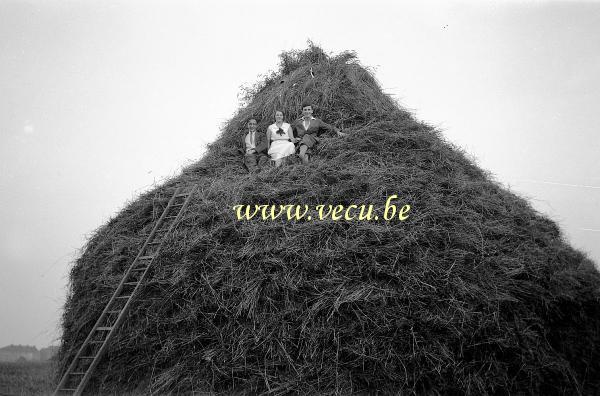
[131,186,196,261]
[128,185,196,272]
[116,185,196,309]
[54,187,181,395]
[162,185,196,235]
[73,186,196,395]
[72,265,151,395]
[116,186,181,294]
[53,338,83,394]
[91,185,181,333]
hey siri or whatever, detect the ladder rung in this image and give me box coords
[174,193,189,198]
[60,388,77,391]
[139,255,155,260]
[70,372,87,375]
[116,295,132,299]
[124,282,139,286]
[96,326,113,331]
[164,216,178,220]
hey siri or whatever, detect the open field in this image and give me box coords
[0,361,153,395]
[0,361,54,396]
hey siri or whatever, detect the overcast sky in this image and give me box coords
[1,0,598,348]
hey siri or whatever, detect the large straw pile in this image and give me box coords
[58,44,600,395]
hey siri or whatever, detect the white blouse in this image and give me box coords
[268,123,292,141]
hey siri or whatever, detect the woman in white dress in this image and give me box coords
[266,110,298,167]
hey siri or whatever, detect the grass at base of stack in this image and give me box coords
[0,361,54,395]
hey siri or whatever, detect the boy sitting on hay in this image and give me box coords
[293,102,348,164]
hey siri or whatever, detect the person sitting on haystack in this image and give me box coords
[266,110,298,167]
[238,118,269,173]
[292,102,348,164]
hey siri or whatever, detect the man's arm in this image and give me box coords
[254,132,268,154]
[287,124,299,142]
[238,135,246,154]
[318,119,348,137]
[291,120,301,138]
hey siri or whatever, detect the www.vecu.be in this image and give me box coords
[233,195,410,221]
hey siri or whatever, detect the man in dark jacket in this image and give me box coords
[239,118,269,172]
[292,102,347,163]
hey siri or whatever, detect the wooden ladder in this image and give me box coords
[53,185,197,395]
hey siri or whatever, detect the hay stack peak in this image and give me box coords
[59,44,600,395]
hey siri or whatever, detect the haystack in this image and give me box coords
[58,44,600,395]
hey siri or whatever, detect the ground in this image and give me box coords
[0,361,54,395]
[0,361,160,395]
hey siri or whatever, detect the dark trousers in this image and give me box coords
[244,153,269,172]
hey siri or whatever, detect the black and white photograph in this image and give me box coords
[1,1,599,394]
